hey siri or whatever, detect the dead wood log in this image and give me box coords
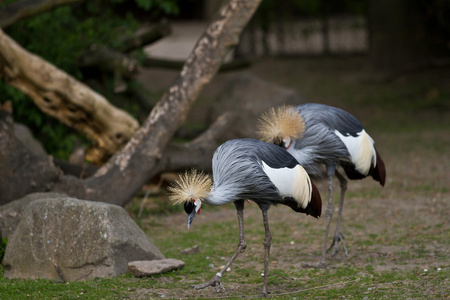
[78,44,140,79]
[0,0,262,206]
[0,28,140,165]
[78,44,140,93]
[0,0,86,29]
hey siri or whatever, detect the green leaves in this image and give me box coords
[0,238,7,264]
[135,0,179,14]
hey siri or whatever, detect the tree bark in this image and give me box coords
[0,0,262,206]
[0,0,86,29]
[0,28,140,165]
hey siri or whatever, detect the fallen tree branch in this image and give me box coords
[78,44,140,79]
[0,27,140,165]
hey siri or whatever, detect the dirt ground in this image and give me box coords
[135,56,449,299]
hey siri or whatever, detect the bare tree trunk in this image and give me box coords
[0,0,262,206]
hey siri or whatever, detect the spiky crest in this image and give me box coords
[168,169,212,205]
[257,105,305,144]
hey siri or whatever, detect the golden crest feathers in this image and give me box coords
[168,169,212,205]
[257,105,305,144]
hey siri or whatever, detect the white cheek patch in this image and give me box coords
[283,137,291,149]
[194,199,202,214]
[334,129,376,175]
[261,161,312,209]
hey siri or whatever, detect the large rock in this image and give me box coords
[0,192,67,240]
[2,197,165,281]
[210,73,302,140]
[14,123,47,158]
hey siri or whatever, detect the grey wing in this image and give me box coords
[211,139,292,202]
[297,103,364,137]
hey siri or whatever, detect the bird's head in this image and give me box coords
[168,169,212,229]
[257,105,305,150]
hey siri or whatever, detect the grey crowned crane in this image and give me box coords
[169,138,322,297]
[258,103,386,268]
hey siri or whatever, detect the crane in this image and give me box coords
[257,103,386,268]
[169,138,322,297]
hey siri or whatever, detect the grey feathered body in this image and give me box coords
[289,103,368,179]
[207,139,321,217]
[208,139,296,205]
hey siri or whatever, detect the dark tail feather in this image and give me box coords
[309,181,322,218]
[282,181,322,218]
[369,148,386,187]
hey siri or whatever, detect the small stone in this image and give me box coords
[128,259,185,277]
[180,245,199,255]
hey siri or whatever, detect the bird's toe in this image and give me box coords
[328,232,348,257]
[192,275,224,292]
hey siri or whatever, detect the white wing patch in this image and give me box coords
[261,161,312,208]
[334,129,376,175]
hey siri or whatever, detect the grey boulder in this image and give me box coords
[2,197,165,281]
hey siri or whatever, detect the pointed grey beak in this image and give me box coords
[187,209,196,229]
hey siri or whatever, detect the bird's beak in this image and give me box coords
[187,209,196,230]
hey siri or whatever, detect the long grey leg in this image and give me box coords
[193,200,247,292]
[303,167,335,268]
[260,205,272,297]
[328,170,348,257]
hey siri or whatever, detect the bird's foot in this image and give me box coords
[301,261,327,269]
[192,274,225,293]
[327,231,348,257]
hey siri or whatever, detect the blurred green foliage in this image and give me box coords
[0,237,6,264]
[0,0,178,159]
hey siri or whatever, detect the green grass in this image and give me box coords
[0,202,448,299]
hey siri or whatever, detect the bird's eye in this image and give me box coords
[274,140,284,148]
[184,201,195,214]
